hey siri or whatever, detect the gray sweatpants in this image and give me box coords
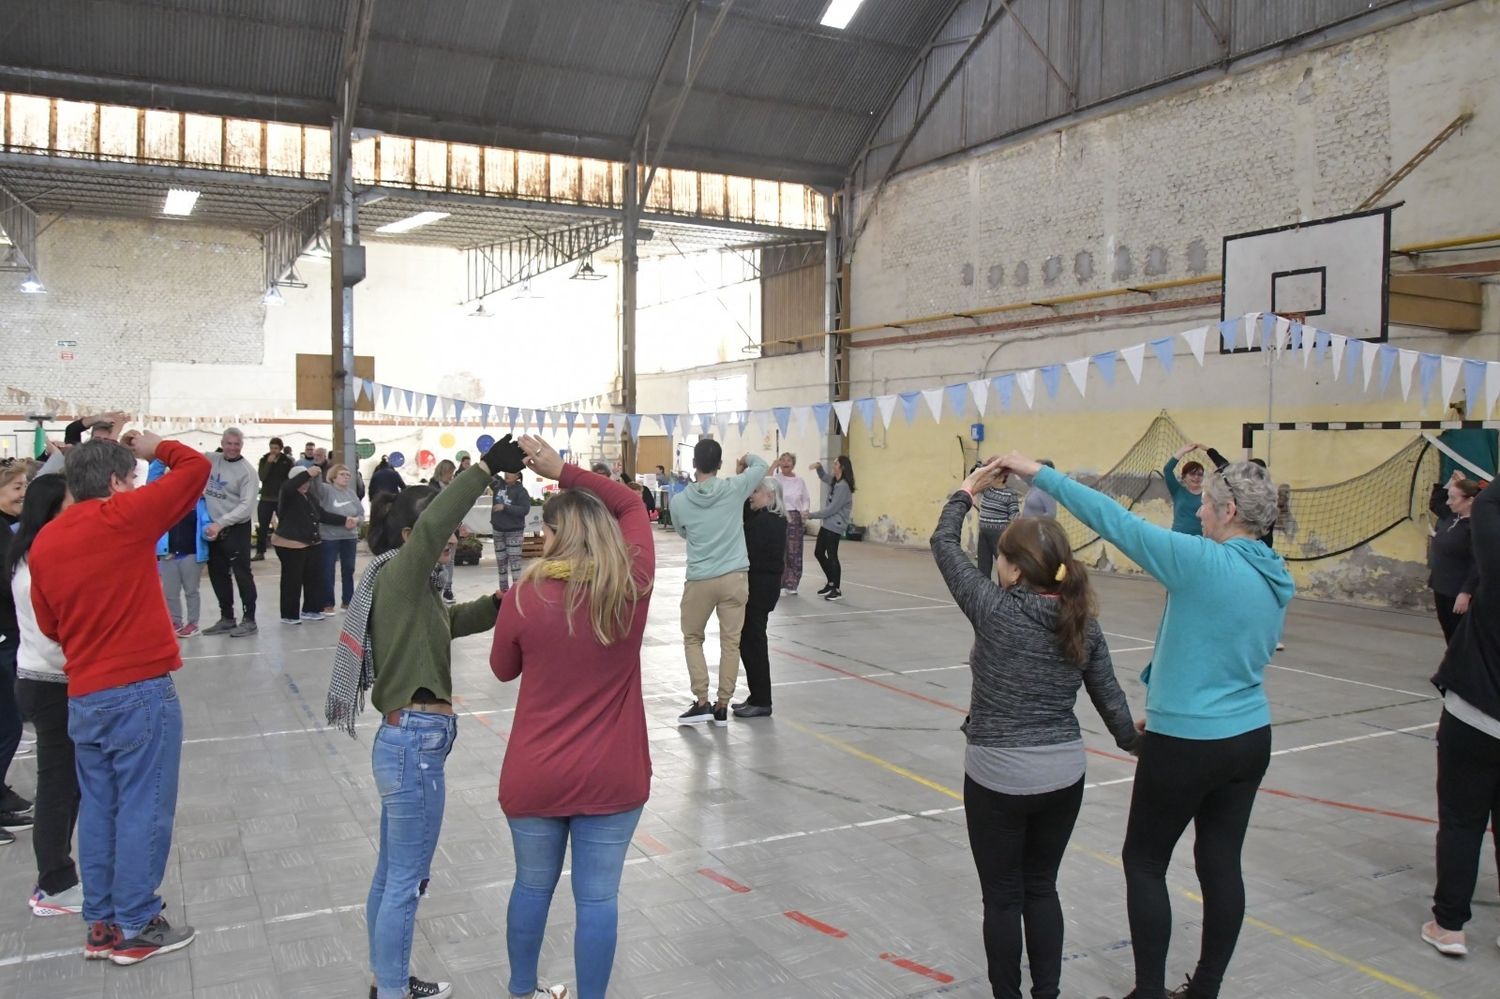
[159,555,203,627]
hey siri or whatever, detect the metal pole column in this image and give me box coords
[620,155,640,476]
[824,194,845,464]
[329,114,358,469]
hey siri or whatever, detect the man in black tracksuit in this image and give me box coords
[255,437,294,561]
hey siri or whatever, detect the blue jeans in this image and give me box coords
[506,807,643,999]
[367,711,457,999]
[67,674,182,938]
[322,537,358,608]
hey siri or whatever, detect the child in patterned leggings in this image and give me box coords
[491,470,531,592]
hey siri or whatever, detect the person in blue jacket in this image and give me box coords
[149,460,212,638]
[997,450,1293,999]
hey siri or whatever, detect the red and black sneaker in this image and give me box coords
[110,913,196,965]
[84,921,121,960]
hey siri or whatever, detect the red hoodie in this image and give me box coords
[30,440,210,697]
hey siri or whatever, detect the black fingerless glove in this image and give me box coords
[481,434,526,475]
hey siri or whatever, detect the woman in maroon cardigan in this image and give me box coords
[490,436,654,999]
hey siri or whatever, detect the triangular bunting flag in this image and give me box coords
[716,413,729,440]
[660,414,678,439]
[1039,364,1062,399]
[453,399,466,421]
[1418,353,1440,406]
[1217,319,1238,351]
[1298,324,1315,367]
[1398,349,1419,402]
[625,414,642,441]
[1016,370,1037,409]
[876,395,898,430]
[855,398,875,429]
[508,406,520,430]
[1181,326,1208,366]
[920,388,944,422]
[1463,359,1487,417]
[772,408,790,436]
[1328,335,1347,381]
[736,411,751,435]
[1148,337,1174,374]
[1092,351,1118,387]
[354,379,367,402]
[698,413,713,437]
[534,409,548,432]
[1361,341,1378,390]
[1121,344,1146,384]
[967,380,989,417]
[1440,355,1462,408]
[1273,317,1292,355]
[898,392,921,425]
[480,403,491,427]
[1378,346,1397,393]
[403,389,415,413]
[362,379,375,404]
[1258,312,1276,351]
[1064,358,1089,397]
[993,374,1015,412]
[425,394,438,418]
[381,384,393,410]
[754,410,771,436]
[944,384,969,420]
[811,403,831,435]
[564,412,578,435]
[1312,330,1330,368]
[832,400,854,434]
[1487,362,1500,418]
[595,412,610,438]
[791,406,812,436]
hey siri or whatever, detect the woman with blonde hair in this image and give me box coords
[315,463,365,613]
[490,435,655,999]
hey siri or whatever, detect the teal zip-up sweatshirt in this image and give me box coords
[672,455,768,581]
[1034,465,1294,740]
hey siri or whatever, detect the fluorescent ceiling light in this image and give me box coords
[20,271,45,294]
[263,284,284,306]
[819,0,866,29]
[375,211,449,234]
[163,189,201,216]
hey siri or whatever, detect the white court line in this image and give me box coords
[778,604,949,619]
[1268,721,1437,755]
[1108,645,1155,654]
[1265,663,1436,700]
[182,644,335,662]
[1103,630,1158,645]
[846,581,950,604]
[180,708,513,745]
[777,664,972,687]
[713,805,966,851]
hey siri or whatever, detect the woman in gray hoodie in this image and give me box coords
[809,456,855,602]
[315,464,365,612]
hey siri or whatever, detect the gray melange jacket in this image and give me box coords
[930,491,1138,751]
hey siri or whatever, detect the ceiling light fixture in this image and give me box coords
[302,234,331,259]
[263,284,285,306]
[468,301,496,319]
[511,279,542,300]
[819,0,866,29]
[375,211,450,234]
[20,271,45,294]
[163,188,201,216]
[570,256,607,281]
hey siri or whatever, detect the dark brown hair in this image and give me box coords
[1451,478,1483,501]
[997,517,1096,664]
[1180,460,1204,478]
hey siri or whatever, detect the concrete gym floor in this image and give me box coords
[0,531,1493,999]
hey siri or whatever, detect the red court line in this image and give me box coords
[633,833,672,856]
[696,868,752,893]
[776,646,1445,826]
[450,695,509,743]
[783,911,848,938]
[879,952,956,984]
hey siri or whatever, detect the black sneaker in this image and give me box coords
[824,588,842,601]
[109,913,196,965]
[732,703,772,718]
[0,785,33,813]
[677,701,714,726]
[0,810,33,832]
[817,583,833,595]
[442,590,455,604]
[369,977,454,999]
[0,828,13,846]
[712,704,729,727]
[202,617,237,636]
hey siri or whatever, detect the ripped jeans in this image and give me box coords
[366,710,457,999]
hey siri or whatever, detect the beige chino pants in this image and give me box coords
[681,571,749,704]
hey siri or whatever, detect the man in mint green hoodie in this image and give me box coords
[997,450,1292,999]
[672,440,767,727]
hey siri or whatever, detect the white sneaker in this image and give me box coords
[1421,921,1467,956]
[513,987,568,999]
[300,611,325,621]
[280,618,302,626]
[30,882,84,916]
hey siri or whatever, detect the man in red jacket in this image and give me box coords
[30,430,207,966]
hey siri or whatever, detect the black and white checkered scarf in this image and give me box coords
[324,549,402,738]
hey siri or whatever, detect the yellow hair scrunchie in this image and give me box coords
[1054,563,1068,583]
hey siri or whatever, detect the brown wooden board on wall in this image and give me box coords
[296,354,376,412]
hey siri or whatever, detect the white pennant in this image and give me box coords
[1181,326,1208,367]
[1016,369,1037,410]
[1121,343,1146,384]
[1300,327,1316,367]
[876,394,899,430]
[716,413,729,441]
[1328,334,1347,381]
[790,406,811,436]
[920,388,944,422]
[1487,362,1500,418]
[1398,349,1418,401]
[1440,355,1463,407]
[1243,313,1261,350]
[1064,358,1090,397]
[832,399,854,434]
[967,380,989,417]
[1273,317,1292,356]
[1362,340,1379,391]
[752,410,770,437]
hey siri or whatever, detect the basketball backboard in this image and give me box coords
[1221,207,1392,350]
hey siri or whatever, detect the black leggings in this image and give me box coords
[740,576,781,707]
[814,528,842,589]
[965,774,1084,999]
[1432,709,1500,931]
[15,679,79,894]
[274,545,325,621]
[1433,591,1462,645]
[1123,726,1270,999]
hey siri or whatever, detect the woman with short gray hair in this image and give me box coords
[998,451,1293,999]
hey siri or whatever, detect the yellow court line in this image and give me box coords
[789,721,1444,999]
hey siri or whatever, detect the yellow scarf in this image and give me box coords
[539,560,592,581]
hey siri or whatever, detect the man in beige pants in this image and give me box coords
[670,440,768,727]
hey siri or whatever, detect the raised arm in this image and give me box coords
[930,491,1004,628]
[1081,628,1139,751]
[389,462,493,579]
[114,437,211,540]
[728,453,769,500]
[1031,463,1206,590]
[1163,456,1183,498]
[560,463,656,587]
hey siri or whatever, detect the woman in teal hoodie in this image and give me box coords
[999,450,1292,999]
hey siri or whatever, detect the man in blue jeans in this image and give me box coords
[30,430,209,965]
